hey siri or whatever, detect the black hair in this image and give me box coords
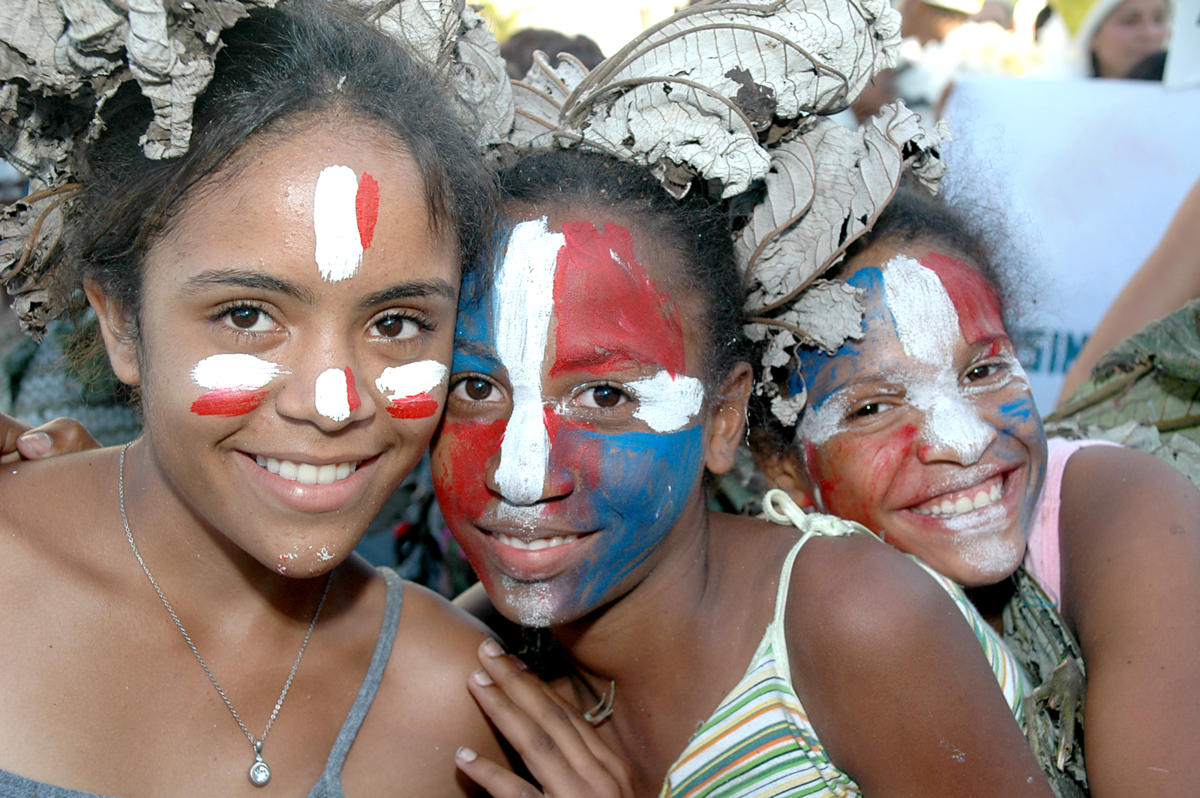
[59,0,496,331]
[500,28,606,80]
[749,180,1024,460]
[496,149,749,393]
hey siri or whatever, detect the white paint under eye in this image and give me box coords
[626,371,705,432]
[798,391,852,446]
[191,353,287,389]
[315,367,351,422]
[375,360,448,400]
[313,165,363,282]
[501,575,554,627]
[492,218,564,506]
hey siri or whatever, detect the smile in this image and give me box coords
[910,475,1003,517]
[254,455,360,485]
[493,531,580,550]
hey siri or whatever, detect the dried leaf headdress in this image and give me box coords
[0,0,507,335]
[496,0,946,425]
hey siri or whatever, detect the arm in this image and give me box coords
[1058,177,1200,405]
[788,535,1054,798]
[1058,446,1200,797]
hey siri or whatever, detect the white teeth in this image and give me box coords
[913,480,1003,517]
[257,456,359,485]
[494,531,578,550]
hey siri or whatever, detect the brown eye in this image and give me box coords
[577,385,629,409]
[452,377,502,403]
[230,307,259,328]
[373,315,419,340]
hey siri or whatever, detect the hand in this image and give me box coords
[456,639,634,798]
[0,414,102,464]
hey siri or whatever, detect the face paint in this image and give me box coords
[314,366,360,422]
[375,359,448,419]
[490,218,565,505]
[434,213,708,626]
[190,353,287,416]
[313,165,380,282]
[792,249,1047,587]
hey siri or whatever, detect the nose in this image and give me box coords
[275,359,377,431]
[490,394,573,505]
[916,393,996,466]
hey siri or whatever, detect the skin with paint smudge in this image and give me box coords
[434,208,710,627]
[782,239,1047,587]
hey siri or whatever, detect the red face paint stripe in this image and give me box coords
[386,393,439,419]
[344,367,361,412]
[550,220,687,378]
[356,173,380,250]
[920,252,1007,347]
[191,389,268,417]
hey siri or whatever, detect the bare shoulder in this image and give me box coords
[783,533,1053,797]
[343,577,504,797]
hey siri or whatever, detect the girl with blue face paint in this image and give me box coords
[436,151,1055,798]
[754,186,1200,797]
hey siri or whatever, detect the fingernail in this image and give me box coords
[456,746,477,762]
[482,638,504,657]
[516,659,528,671]
[19,432,50,456]
[472,668,493,686]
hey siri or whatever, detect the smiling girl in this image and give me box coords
[0,3,506,795]
[436,150,1053,798]
[753,185,1200,796]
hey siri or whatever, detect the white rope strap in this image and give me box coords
[761,488,878,549]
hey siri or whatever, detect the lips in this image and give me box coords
[910,474,1004,517]
[237,450,379,514]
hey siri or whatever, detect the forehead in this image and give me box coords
[458,206,694,372]
[159,125,452,272]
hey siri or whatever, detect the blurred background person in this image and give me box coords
[1048,0,1169,77]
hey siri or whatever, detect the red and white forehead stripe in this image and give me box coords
[315,367,362,422]
[313,165,380,282]
[375,360,448,420]
[191,354,288,416]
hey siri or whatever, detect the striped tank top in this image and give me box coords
[659,491,1031,798]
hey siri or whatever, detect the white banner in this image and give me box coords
[941,74,1200,413]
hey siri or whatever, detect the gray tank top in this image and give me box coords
[0,566,404,798]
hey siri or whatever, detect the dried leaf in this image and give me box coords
[778,279,864,353]
[544,0,901,197]
[742,101,943,313]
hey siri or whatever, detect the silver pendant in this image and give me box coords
[249,741,271,787]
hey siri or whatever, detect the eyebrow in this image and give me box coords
[360,278,458,310]
[455,338,499,360]
[182,269,316,303]
[552,349,644,374]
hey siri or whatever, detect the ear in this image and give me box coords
[704,361,752,476]
[754,446,818,509]
[85,279,141,387]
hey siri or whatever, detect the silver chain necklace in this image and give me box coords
[119,442,332,787]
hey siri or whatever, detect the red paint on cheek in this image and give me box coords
[344,367,361,412]
[356,173,380,249]
[434,418,506,531]
[191,389,268,417]
[809,423,921,531]
[550,221,687,377]
[921,252,1007,346]
[386,393,439,419]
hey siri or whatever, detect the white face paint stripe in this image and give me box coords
[798,391,852,446]
[191,354,287,389]
[313,165,364,282]
[315,367,351,422]
[493,218,564,506]
[375,360,448,400]
[883,255,959,366]
[627,371,705,433]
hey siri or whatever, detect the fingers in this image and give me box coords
[466,639,633,798]
[455,747,543,798]
[0,413,33,464]
[15,417,101,461]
